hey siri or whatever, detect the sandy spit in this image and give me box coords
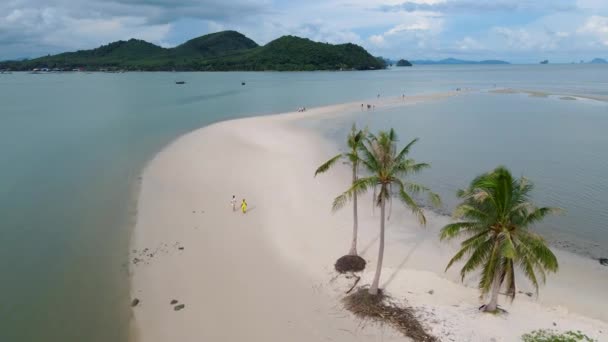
[130,93,608,342]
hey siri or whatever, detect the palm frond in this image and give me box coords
[332,176,378,211]
[396,182,426,225]
[439,222,480,241]
[394,137,419,163]
[523,207,563,227]
[517,232,559,272]
[428,191,442,208]
[452,204,489,221]
[394,160,430,175]
[459,237,494,281]
[444,231,489,271]
[314,154,343,176]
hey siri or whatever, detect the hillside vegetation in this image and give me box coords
[1,31,384,71]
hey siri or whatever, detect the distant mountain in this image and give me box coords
[396,59,412,67]
[589,58,607,64]
[412,58,510,65]
[0,31,384,71]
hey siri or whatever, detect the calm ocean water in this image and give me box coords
[0,65,606,341]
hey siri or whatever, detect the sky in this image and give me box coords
[1,0,607,63]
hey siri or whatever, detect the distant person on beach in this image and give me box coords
[241,199,247,214]
[231,195,236,211]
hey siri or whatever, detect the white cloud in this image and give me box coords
[364,14,444,54]
[387,22,432,34]
[579,15,608,46]
[492,27,566,50]
[1,0,607,61]
[456,36,482,51]
[369,34,386,46]
[0,6,171,53]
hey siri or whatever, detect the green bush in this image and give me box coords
[521,329,596,342]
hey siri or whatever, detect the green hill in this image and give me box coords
[172,30,258,58]
[7,39,167,70]
[1,31,384,71]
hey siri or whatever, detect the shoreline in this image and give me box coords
[129,92,607,341]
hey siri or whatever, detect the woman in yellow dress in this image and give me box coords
[241,199,247,214]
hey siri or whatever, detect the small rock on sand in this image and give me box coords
[170,299,178,305]
[174,304,185,311]
[131,298,140,307]
[428,290,434,295]
[178,247,184,250]
[599,258,608,266]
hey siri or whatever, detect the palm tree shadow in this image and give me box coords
[360,235,379,257]
[381,234,427,288]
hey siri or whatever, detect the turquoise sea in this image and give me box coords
[0,65,607,341]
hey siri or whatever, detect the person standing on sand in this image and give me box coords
[231,195,236,211]
[241,199,247,214]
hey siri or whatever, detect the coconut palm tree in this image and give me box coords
[334,129,440,295]
[440,166,560,312]
[315,124,366,256]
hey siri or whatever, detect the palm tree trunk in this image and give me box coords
[369,195,385,295]
[348,165,358,255]
[484,273,501,312]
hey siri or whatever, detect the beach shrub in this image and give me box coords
[521,329,596,342]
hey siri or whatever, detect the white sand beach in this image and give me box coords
[130,94,608,342]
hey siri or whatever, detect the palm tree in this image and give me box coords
[440,166,560,312]
[334,129,440,295]
[315,124,366,256]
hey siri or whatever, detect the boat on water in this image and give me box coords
[175,81,186,84]
[241,82,246,85]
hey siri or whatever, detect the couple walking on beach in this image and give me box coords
[231,195,247,213]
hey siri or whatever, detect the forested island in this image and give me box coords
[396,59,413,67]
[0,31,386,71]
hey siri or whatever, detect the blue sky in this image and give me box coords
[1,0,607,63]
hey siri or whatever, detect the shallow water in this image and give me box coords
[0,65,607,341]
[310,92,608,258]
